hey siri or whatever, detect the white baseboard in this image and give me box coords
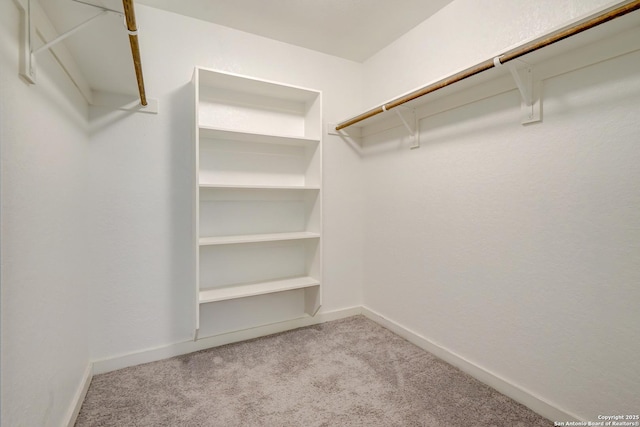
[361,306,583,423]
[92,306,362,375]
[64,363,93,427]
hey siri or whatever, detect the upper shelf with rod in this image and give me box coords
[333,0,640,137]
[15,0,154,113]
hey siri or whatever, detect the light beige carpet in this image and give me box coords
[76,315,551,426]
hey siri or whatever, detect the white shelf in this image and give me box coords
[199,232,320,246]
[199,276,320,304]
[194,67,322,336]
[199,126,319,147]
[199,183,320,190]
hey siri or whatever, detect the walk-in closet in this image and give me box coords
[2,0,639,425]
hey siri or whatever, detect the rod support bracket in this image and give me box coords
[494,57,542,124]
[18,0,36,83]
[389,105,420,149]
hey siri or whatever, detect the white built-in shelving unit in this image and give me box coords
[193,67,322,338]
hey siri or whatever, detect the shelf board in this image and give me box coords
[199,183,320,190]
[200,231,320,246]
[199,276,320,304]
[197,68,320,104]
[199,126,319,146]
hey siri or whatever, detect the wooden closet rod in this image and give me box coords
[122,0,147,106]
[335,0,640,131]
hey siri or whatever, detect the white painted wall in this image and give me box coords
[87,5,364,361]
[361,0,640,421]
[0,2,90,426]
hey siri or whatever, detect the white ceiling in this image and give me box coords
[135,0,454,62]
[37,0,453,96]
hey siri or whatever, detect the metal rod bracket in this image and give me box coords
[495,57,542,124]
[390,106,420,149]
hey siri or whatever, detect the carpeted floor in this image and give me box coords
[76,315,551,426]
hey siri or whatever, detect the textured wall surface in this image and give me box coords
[361,0,640,420]
[1,2,90,426]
